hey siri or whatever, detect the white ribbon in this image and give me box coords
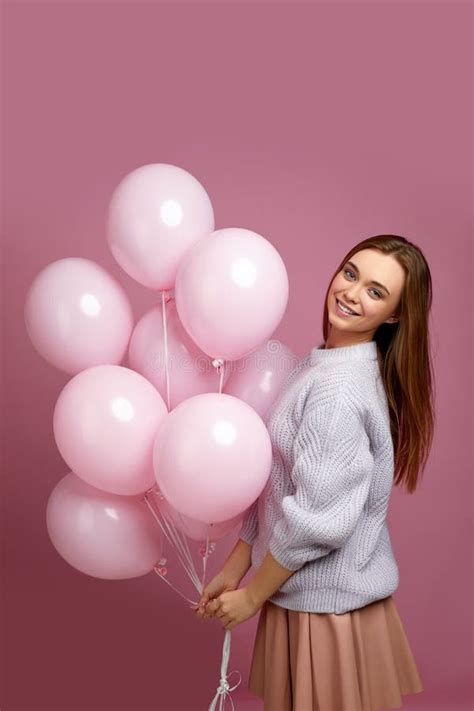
[208,630,242,711]
[211,358,226,393]
[161,290,171,411]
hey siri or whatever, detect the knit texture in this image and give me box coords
[239,339,400,614]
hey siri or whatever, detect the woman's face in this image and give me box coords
[326,248,405,341]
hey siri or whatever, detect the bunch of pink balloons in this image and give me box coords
[24,162,294,584]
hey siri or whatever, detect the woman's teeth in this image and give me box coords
[336,299,358,316]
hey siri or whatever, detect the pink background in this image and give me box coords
[2,1,472,710]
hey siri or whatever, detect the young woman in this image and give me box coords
[195,234,432,711]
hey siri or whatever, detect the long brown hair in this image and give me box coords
[322,235,435,494]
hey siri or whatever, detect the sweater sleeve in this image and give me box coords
[238,499,259,546]
[237,354,310,548]
[268,383,375,571]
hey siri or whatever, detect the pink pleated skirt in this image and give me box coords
[248,596,424,711]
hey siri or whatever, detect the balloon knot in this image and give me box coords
[217,678,230,695]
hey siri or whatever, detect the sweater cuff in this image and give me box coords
[238,530,256,546]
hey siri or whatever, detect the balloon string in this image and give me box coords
[210,361,242,710]
[165,500,202,580]
[151,491,203,592]
[161,290,171,411]
[157,293,200,586]
[144,493,201,592]
[211,359,226,394]
[145,490,211,598]
[149,336,239,708]
[152,566,198,606]
[208,630,242,711]
[211,358,226,395]
[218,362,225,394]
[146,493,202,592]
[201,534,210,589]
[145,495,199,591]
[156,504,197,582]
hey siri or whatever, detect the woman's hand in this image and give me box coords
[192,570,240,620]
[205,588,262,631]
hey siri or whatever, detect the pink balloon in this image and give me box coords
[156,492,244,542]
[107,163,215,290]
[24,258,134,375]
[53,365,168,496]
[46,472,163,579]
[128,298,230,410]
[153,393,272,522]
[225,339,298,420]
[174,228,289,361]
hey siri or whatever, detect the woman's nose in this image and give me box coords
[344,292,359,304]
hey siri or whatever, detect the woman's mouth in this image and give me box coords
[335,297,359,317]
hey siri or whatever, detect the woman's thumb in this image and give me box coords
[200,590,210,604]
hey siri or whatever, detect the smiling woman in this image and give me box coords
[199,234,434,711]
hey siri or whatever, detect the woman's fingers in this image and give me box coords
[191,601,207,617]
[193,600,215,619]
[192,595,226,620]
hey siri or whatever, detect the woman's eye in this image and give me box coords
[344,269,382,299]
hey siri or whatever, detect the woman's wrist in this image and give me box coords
[221,539,252,584]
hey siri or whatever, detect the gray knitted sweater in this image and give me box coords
[239,339,400,614]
